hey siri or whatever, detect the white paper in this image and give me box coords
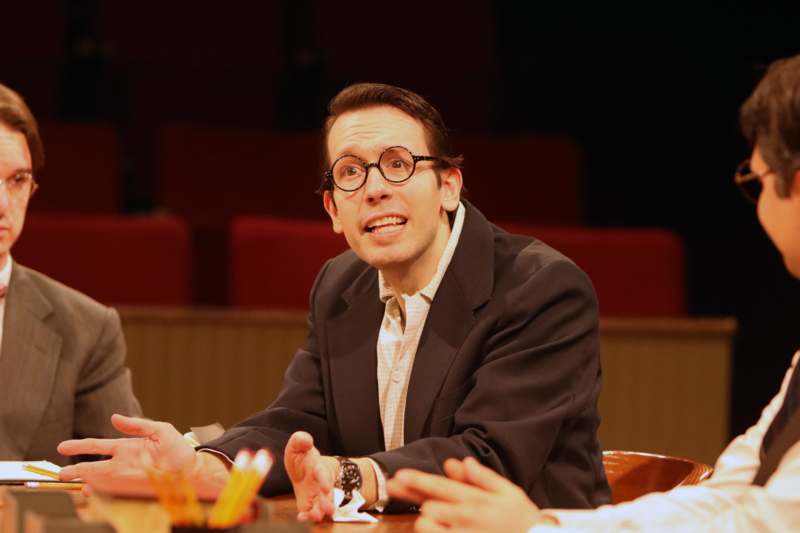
[332,488,379,523]
[0,460,62,483]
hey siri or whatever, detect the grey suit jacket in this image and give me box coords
[206,201,610,510]
[0,263,142,465]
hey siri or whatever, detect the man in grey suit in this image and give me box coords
[0,83,141,464]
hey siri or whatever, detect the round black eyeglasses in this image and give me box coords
[324,146,444,192]
[734,159,773,203]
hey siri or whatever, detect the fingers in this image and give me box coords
[421,500,472,528]
[443,457,468,482]
[285,432,319,484]
[59,459,112,482]
[297,509,325,522]
[59,464,81,481]
[392,469,485,504]
[111,414,174,438]
[415,514,450,533]
[313,461,333,491]
[386,477,428,504]
[462,456,514,493]
[316,491,335,518]
[286,431,314,453]
[58,437,126,457]
[296,493,334,523]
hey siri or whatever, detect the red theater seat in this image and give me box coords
[13,215,190,306]
[157,126,325,224]
[231,217,348,309]
[32,122,122,213]
[457,135,584,225]
[231,217,684,316]
[500,223,686,316]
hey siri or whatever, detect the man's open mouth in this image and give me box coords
[365,216,407,234]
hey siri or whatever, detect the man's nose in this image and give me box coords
[363,166,391,203]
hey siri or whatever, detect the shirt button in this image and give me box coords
[391,371,401,383]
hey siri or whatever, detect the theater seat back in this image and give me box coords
[13,215,190,306]
[231,216,348,309]
[500,223,686,316]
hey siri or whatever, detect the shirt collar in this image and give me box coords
[378,201,466,303]
[0,255,12,287]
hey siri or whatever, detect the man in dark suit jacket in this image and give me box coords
[203,199,608,512]
[59,83,608,517]
[0,83,142,464]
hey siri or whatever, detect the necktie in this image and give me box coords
[753,356,800,485]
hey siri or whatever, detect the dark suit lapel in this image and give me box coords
[326,272,385,454]
[404,201,495,443]
[0,264,61,458]
[753,409,800,485]
[753,356,800,485]
[404,273,476,442]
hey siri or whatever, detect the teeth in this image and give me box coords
[367,216,406,232]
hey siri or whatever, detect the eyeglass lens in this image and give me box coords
[332,147,415,190]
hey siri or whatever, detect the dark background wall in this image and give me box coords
[2,1,800,439]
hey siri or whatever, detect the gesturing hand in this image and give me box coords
[284,431,336,522]
[388,457,550,533]
[57,414,200,498]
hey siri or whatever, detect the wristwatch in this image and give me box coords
[334,456,363,504]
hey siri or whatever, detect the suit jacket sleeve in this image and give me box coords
[372,258,606,511]
[74,306,142,439]
[202,261,333,495]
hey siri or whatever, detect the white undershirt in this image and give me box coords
[369,202,465,509]
[0,255,12,356]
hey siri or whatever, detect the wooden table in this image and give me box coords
[269,496,415,532]
[0,491,417,533]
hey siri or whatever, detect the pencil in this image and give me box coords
[24,481,83,490]
[208,449,252,528]
[226,448,273,525]
[22,463,61,480]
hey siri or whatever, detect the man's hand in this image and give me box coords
[284,431,336,522]
[57,414,228,499]
[388,457,554,533]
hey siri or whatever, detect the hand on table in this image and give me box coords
[284,431,336,522]
[388,456,555,533]
[57,414,225,499]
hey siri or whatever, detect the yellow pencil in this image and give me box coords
[24,481,83,490]
[208,449,252,528]
[22,463,60,480]
[226,449,273,525]
[147,467,180,523]
[177,472,205,526]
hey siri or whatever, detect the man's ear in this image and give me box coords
[792,168,800,199]
[439,167,463,212]
[323,191,343,234]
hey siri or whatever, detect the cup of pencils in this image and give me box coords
[146,448,273,532]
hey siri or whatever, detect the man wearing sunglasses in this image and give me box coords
[0,83,141,464]
[387,55,800,532]
[59,83,609,519]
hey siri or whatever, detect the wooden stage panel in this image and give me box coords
[120,308,734,465]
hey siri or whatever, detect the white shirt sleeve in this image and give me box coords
[366,458,389,511]
[531,352,800,532]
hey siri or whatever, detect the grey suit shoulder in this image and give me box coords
[0,262,142,464]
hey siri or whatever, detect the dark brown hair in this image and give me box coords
[740,55,800,196]
[319,83,463,192]
[0,83,44,173]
